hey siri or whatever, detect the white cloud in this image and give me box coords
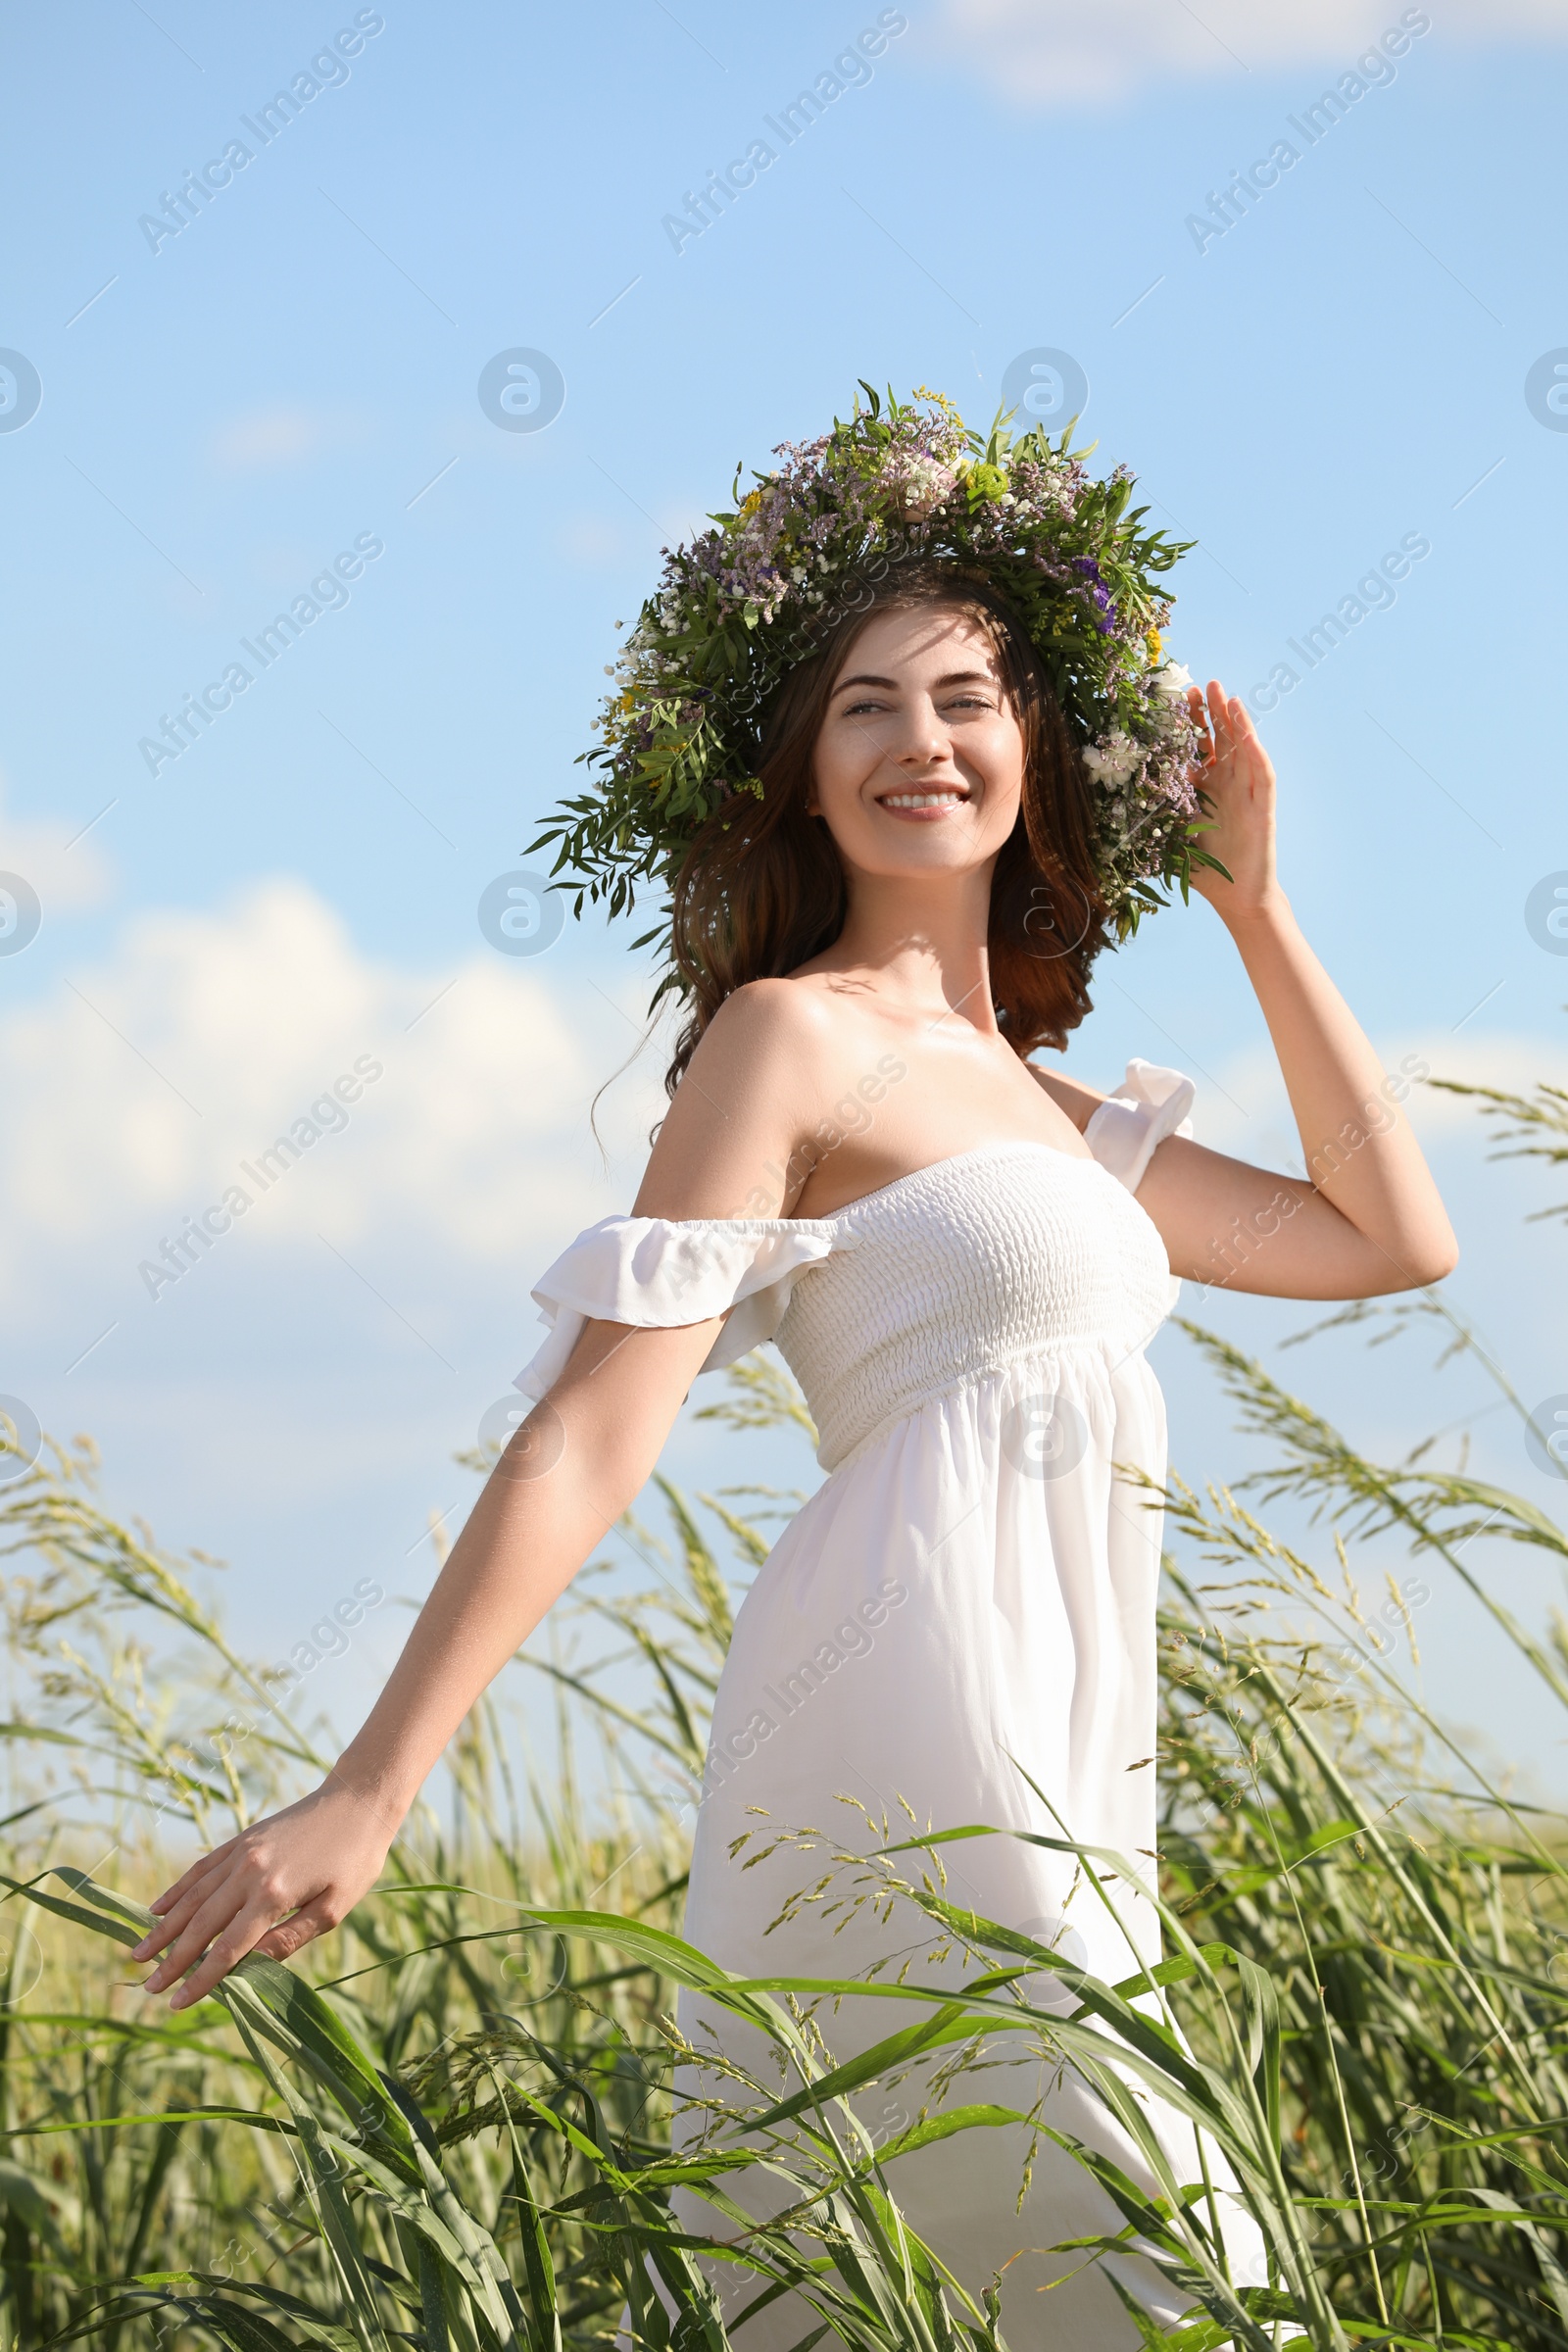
[207,407,365,470]
[1190,1028,1568,1165]
[0,878,667,1308]
[0,773,114,916]
[927,0,1568,105]
[1401,1029,1568,1130]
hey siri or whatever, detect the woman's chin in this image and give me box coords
[844,844,1001,888]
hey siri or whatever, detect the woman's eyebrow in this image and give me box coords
[832,667,995,694]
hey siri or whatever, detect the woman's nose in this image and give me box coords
[888,701,950,763]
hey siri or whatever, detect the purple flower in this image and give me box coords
[1072,555,1116,634]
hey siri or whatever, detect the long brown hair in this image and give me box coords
[664,564,1109,1094]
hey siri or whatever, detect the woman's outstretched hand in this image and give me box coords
[1185,677,1280,922]
[129,1774,402,2009]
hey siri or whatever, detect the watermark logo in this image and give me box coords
[726,1050,908,1217]
[0,1396,44,1489]
[662,11,908,255]
[477,349,565,433]
[867,2094,912,2150]
[1020,873,1094,963]
[262,1578,386,1698]
[1526,1396,1568,1481]
[137,1056,384,1301]
[499,1931,569,2006]
[1525,872,1568,956]
[138,533,385,777]
[1000,348,1089,435]
[478,1394,532,1452]
[0,351,42,434]
[1002,1392,1090,1482]
[0,872,42,956]
[703,1579,910,1800]
[147,1579,387,1845]
[1184,10,1431,256]
[136,12,386,255]
[477,869,566,956]
[490,1397,567,1483]
[0,1919,45,2005]
[1247,531,1432,714]
[1018,1912,1088,1969]
[1525,350,1568,433]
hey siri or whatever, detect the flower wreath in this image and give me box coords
[531,384,1214,988]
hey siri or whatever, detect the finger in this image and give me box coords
[144,1834,240,1921]
[1206,677,1231,741]
[167,1894,291,2010]
[132,1851,235,1959]
[143,1863,279,1994]
[250,1894,341,1963]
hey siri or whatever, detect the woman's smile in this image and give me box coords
[873,783,974,817]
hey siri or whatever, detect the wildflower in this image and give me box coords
[1081,730,1145,788]
[962,461,1007,503]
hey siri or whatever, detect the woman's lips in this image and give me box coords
[874,787,972,817]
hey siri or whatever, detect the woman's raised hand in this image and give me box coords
[129,1774,402,2009]
[1185,677,1281,922]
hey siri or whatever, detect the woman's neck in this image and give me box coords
[802,864,1001,1035]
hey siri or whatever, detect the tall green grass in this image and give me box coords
[0,1070,1563,2350]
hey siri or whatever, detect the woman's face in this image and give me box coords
[807,602,1026,885]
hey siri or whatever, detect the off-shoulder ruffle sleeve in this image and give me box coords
[514,1215,852,1401]
[1084,1058,1196,1194]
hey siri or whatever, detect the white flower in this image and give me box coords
[1151,660,1193,700]
[886,456,957,519]
[1081,729,1145,788]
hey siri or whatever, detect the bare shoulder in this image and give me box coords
[632,978,840,1221]
[1027,1059,1110,1135]
[700,974,842,1065]
[680,977,845,1113]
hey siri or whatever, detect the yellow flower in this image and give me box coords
[1146,628,1163,662]
[739,490,762,518]
[911,384,960,418]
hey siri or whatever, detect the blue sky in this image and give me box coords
[1,0,1565,1798]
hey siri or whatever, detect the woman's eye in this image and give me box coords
[838,692,995,716]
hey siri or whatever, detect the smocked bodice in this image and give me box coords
[514,1058,1196,1473]
[770,1144,1177,1467]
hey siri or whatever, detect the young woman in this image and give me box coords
[130,405,1456,2344]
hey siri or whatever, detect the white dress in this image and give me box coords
[517,1060,1262,2346]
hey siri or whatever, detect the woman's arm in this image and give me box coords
[1112,680,1458,1300]
[131,1313,723,2006]
[132,988,826,2007]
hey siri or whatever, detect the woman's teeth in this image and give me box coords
[879,791,967,809]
